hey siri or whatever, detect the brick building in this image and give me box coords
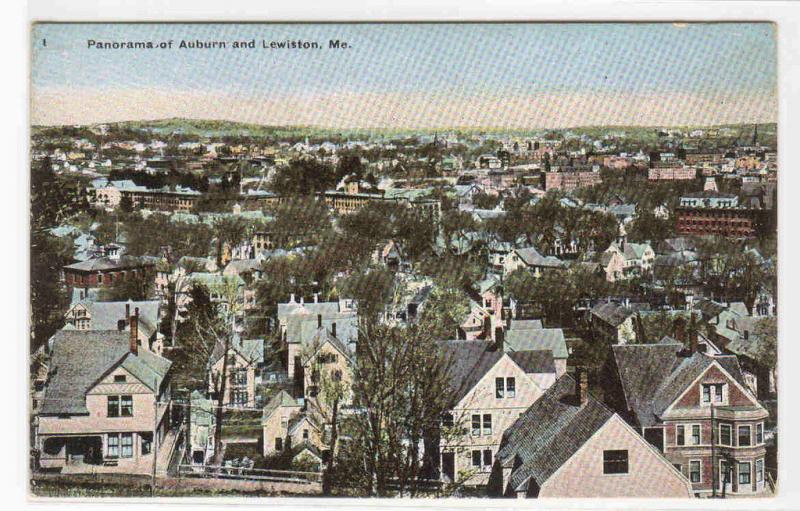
[543,171,602,191]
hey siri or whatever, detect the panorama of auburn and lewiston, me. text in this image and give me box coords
[29,22,778,500]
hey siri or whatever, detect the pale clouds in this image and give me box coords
[31,87,777,128]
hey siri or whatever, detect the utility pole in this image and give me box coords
[151,377,159,497]
[711,403,716,497]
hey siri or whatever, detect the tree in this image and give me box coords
[174,278,243,466]
[754,316,777,395]
[417,286,470,340]
[342,324,455,496]
[99,270,155,302]
[270,158,336,196]
[30,231,72,351]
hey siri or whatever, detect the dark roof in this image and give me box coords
[64,255,152,272]
[515,247,565,269]
[612,343,748,427]
[591,302,635,327]
[438,340,503,405]
[508,350,556,374]
[496,375,614,491]
[41,330,171,415]
[504,328,568,359]
[508,319,543,330]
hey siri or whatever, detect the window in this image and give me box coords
[739,462,751,485]
[691,424,701,445]
[107,396,120,417]
[689,460,701,483]
[756,423,764,444]
[701,383,723,403]
[483,414,492,436]
[121,433,133,458]
[114,375,126,383]
[303,429,309,441]
[275,437,283,451]
[506,377,516,398]
[603,450,628,475]
[718,424,731,446]
[141,432,152,455]
[441,412,454,428]
[107,434,119,457]
[472,414,481,436]
[232,369,247,386]
[121,395,133,416]
[676,425,685,446]
[471,450,481,468]
[483,449,493,469]
[756,459,764,482]
[495,378,504,398]
[232,390,248,405]
[738,425,752,447]
[281,416,288,429]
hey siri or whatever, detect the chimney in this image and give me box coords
[129,307,139,355]
[688,313,698,354]
[576,369,589,406]
[331,322,337,338]
[494,326,504,352]
[317,314,322,329]
[125,302,130,321]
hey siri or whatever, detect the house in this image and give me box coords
[598,250,626,282]
[261,390,324,458]
[36,318,174,475]
[208,336,265,408]
[301,327,356,409]
[63,300,164,355]
[492,373,692,498]
[436,339,558,487]
[371,240,406,271]
[606,340,770,496]
[63,252,155,292]
[502,247,565,278]
[277,296,358,382]
[188,390,216,465]
[605,241,655,277]
[590,302,638,344]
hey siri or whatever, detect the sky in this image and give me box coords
[30,23,778,129]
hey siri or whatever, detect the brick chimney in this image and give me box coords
[317,314,322,329]
[331,322,337,338]
[576,369,589,406]
[125,302,130,321]
[129,307,139,355]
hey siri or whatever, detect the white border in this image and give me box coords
[5,0,800,509]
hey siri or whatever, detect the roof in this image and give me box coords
[504,328,568,359]
[277,301,342,323]
[64,255,152,272]
[591,302,635,327]
[514,247,565,269]
[262,390,301,423]
[508,350,556,374]
[508,319,543,331]
[69,300,160,337]
[41,330,171,415]
[611,343,748,427]
[496,375,614,491]
[623,242,651,261]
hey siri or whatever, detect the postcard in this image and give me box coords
[29,21,777,501]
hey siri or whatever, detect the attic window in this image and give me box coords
[114,375,126,383]
[603,450,629,475]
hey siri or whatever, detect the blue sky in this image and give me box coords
[30,23,777,127]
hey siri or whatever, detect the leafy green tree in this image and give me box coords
[30,231,73,351]
[754,317,777,394]
[270,158,336,195]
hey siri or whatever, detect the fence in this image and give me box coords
[177,463,322,485]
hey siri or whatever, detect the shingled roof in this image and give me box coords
[41,330,171,416]
[504,328,568,359]
[611,342,748,427]
[69,300,160,337]
[514,247,565,269]
[496,374,614,492]
[591,302,635,327]
[64,255,152,272]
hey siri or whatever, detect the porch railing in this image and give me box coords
[177,464,322,484]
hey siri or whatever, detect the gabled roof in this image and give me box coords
[591,302,635,327]
[68,300,160,337]
[41,330,171,415]
[262,390,301,423]
[496,375,614,491]
[508,319,543,331]
[612,342,749,427]
[508,350,556,374]
[514,247,565,269]
[504,328,568,359]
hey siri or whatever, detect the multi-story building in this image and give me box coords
[63,250,155,293]
[674,192,766,238]
[606,338,770,496]
[543,170,602,191]
[35,317,174,475]
[436,339,557,487]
